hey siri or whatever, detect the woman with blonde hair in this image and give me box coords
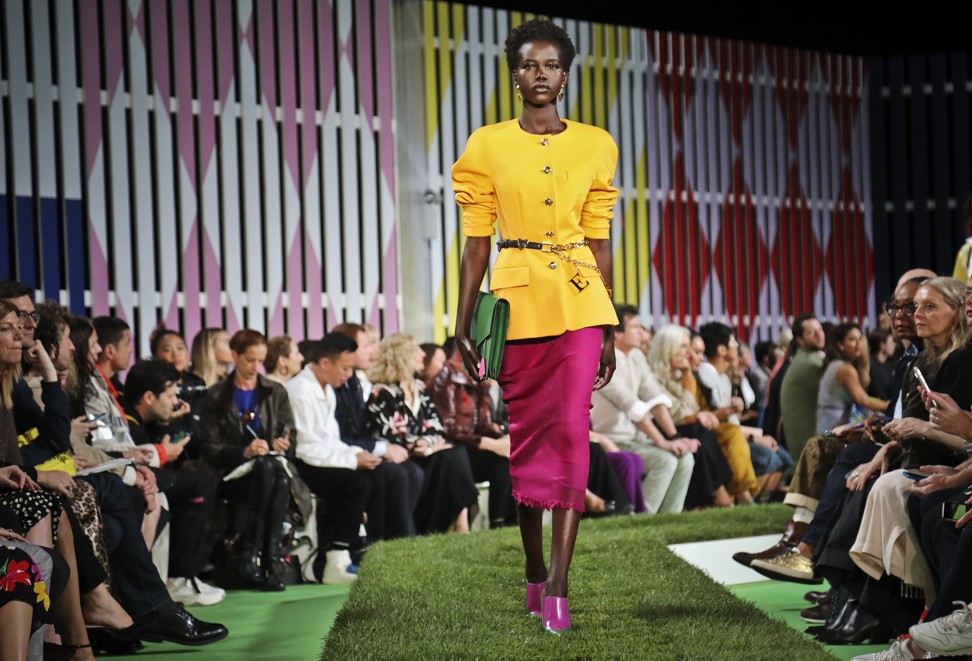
[366,333,478,534]
[189,328,233,387]
[648,325,734,508]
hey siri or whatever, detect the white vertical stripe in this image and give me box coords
[106,23,135,324]
[337,0,360,320]
[127,1,156,355]
[358,108,380,325]
[219,78,244,330]
[5,0,32,196]
[30,0,57,198]
[238,0,266,329]
[152,79,179,332]
[56,0,82,199]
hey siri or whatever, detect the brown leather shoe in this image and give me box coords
[731,519,807,568]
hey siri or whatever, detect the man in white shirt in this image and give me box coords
[592,305,698,514]
[285,333,381,584]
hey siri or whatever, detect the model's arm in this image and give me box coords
[455,236,492,382]
[589,238,615,390]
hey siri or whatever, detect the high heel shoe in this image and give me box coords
[526,581,546,617]
[542,596,571,634]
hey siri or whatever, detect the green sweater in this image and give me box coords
[779,349,825,459]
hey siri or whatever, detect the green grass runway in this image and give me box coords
[111,505,899,660]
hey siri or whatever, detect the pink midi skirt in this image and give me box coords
[498,326,602,512]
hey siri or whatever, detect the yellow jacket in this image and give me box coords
[452,119,620,340]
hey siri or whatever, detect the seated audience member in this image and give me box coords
[759,277,972,645]
[196,330,296,591]
[647,324,734,509]
[728,343,793,499]
[695,322,760,504]
[759,330,792,444]
[587,430,646,514]
[592,304,698,514]
[123,359,223,605]
[749,340,778,413]
[817,323,890,435]
[731,345,761,426]
[1,292,226,647]
[779,313,827,459]
[285,333,386,583]
[419,342,446,388]
[366,333,478,533]
[0,511,66,660]
[189,328,233,387]
[735,273,928,573]
[264,335,304,385]
[332,322,418,538]
[428,337,516,528]
[148,326,205,456]
[92,316,133,398]
[867,327,896,402]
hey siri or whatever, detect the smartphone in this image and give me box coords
[943,501,969,521]
[913,367,938,407]
[903,469,931,480]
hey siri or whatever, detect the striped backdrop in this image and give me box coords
[0,0,399,356]
[425,4,874,343]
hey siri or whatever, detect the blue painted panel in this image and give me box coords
[65,199,86,314]
[0,195,10,280]
[15,196,35,287]
[40,197,61,302]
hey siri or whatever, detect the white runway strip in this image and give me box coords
[669,534,781,586]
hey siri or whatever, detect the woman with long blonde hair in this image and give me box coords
[366,333,478,534]
[189,328,233,387]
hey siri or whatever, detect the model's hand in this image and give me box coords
[456,335,484,383]
[36,470,76,498]
[593,332,616,391]
[882,417,930,441]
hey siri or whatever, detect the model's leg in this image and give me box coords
[545,507,581,598]
[517,503,546,583]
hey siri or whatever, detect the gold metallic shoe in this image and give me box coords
[749,548,822,585]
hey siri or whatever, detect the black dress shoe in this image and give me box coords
[814,599,890,645]
[805,587,849,636]
[263,560,287,592]
[134,602,229,646]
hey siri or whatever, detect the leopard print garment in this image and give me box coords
[70,479,111,582]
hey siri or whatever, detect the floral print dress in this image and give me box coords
[366,380,479,533]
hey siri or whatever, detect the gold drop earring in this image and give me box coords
[515,82,522,102]
[558,84,565,102]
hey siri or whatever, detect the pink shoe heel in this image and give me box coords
[542,596,571,634]
[526,581,546,617]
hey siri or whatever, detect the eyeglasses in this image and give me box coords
[884,302,918,317]
[17,310,40,324]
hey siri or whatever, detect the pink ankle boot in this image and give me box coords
[542,596,571,633]
[526,581,546,617]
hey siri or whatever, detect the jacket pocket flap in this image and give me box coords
[490,266,530,290]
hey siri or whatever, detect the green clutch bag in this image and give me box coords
[471,291,510,380]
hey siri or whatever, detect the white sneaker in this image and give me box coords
[851,638,936,660]
[166,576,225,606]
[321,550,357,585]
[910,601,972,655]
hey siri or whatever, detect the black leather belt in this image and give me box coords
[496,239,552,251]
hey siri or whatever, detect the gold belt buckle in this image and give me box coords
[540,242,555,253]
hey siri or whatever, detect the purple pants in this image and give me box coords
[606,451,648,513]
